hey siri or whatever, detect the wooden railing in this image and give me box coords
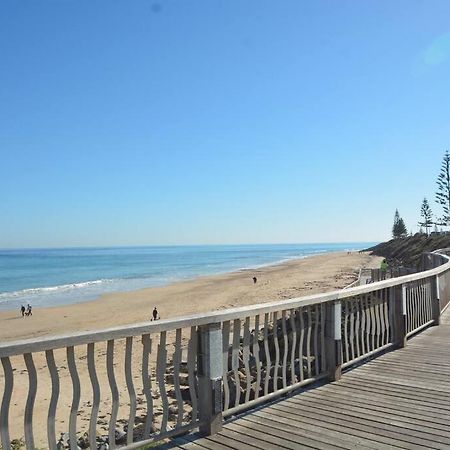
[221,304,328,419]
[1,250,450,449]
[432,249,450,313]
[0,324,202,450]
[341,288,392,368]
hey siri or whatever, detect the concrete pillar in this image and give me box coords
[390,285,407,348]
[325,300,342,382]
[432,275,441,326]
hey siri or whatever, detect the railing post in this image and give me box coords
[371,269,378,282]
[390,284,407,348]
[420,253,428,271]
[432,275,441,326]
[325,300,342,381]
[197,323,223,436]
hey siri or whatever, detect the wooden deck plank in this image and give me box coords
[334,384,450,414]
[302,388,450,427]
[230,417,344,450]
[284,396,450,444]
[267,402,428,450]
[336,382,450,408]
[214,425,300,450]
[372,355,450,368]
[175,435,228,450]
[206,430,280,450]
[341,375,450,402]
[321,385,450,421]
[276,398,450,449]
[337,377,450,405]
[297,395,450,437]
[223,422,313,449]
[354,363,450,382]
[241,411,382,450]
[376,358,450,368]
[253,406,414,450]
[252,408,392,450]
[360,364,450,381]
[345,370,450,393]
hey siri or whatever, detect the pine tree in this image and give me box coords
[392,209,407,238]
[392,209,400,238]
[397,218,407,237]
[436,150,450,226]
[418,198,433,235]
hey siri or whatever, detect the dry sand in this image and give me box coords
[0,251,380,447]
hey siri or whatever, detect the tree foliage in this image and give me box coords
[392,209,407,238]
[418,198,433,235]
[435,150,450,226]
[397,218,407,237]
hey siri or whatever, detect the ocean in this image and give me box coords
[0,243,375,311]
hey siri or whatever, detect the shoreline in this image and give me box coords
[0,244,374,312]
[0,251,339,313]
[0,252,314,312]
[0,251,380,342]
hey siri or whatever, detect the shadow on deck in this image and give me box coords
[162,308,450,450]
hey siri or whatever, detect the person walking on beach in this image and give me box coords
[152,307,159,321]
[26,304,32,316]
[253,276,257,284]
[20,305,25,317]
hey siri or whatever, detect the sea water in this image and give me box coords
[0,243,375,311]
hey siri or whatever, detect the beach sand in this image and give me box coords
[0,251,380,447]
[0,251,379,342]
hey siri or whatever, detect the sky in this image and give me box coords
[1,0,450,248]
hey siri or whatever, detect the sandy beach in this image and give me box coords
[0,251,379,342]
[0,251,380,447]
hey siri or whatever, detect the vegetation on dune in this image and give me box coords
[366,234,450,268]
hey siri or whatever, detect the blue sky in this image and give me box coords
[1,0,450,248]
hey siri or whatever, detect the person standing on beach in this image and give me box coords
[20,305,25,317]
[26,304,32,316]
[152,307,159,321]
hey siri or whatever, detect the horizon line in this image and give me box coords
[0,241,380,252]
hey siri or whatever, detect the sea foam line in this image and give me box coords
[0,278,115,299]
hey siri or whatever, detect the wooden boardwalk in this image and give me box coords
[164,308,450,450]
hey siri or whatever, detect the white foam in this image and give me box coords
[0,279,115,303]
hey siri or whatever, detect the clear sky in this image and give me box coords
[1,0,450,248]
